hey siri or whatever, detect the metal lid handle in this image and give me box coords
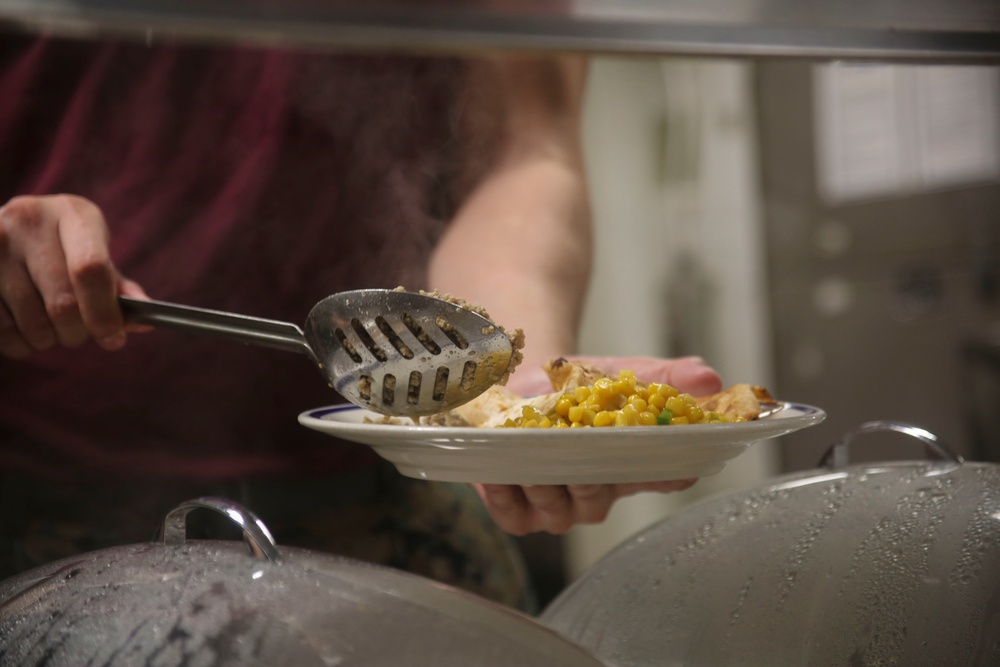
[819,420,965,470]
[159,496,281,562]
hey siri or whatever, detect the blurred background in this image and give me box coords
[560,56,1000,590]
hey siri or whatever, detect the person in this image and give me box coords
[0,32,722,611]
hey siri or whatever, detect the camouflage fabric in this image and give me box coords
[0,463,535,612]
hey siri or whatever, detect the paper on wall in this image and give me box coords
[814,64,1000,205]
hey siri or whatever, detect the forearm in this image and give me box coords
[428,55,593,381]
[428,152,592,374]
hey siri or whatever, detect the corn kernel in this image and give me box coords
[658,384,680,398]
[666,395,687,415]
[638,410,658,426]
[627,396,647,412]
[555,395,575,417]
[621,403,640,425]
[593,410,616,427]
[593,378,614,397]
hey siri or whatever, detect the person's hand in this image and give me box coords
[0,194,147,359]
[476,355,722,535]
[475,478,699,536]
[504,354,722,399]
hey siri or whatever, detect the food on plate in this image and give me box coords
[505,371,726,428]
[694,382,777,422]
[424,357,779,429]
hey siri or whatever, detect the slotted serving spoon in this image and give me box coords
[118,290,516,417]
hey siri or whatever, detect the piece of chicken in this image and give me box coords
[694,383,778,422]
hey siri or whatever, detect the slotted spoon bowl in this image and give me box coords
[119,289,516,417]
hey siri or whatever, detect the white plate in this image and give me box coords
[298,402,826,485]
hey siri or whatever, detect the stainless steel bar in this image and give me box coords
[119,295,313,358]
[0,0,997,62]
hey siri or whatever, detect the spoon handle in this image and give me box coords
[119,295,314,359]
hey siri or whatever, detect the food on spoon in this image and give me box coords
[410,288,525,387]
[430,358,778,428]
[360,288,525,424]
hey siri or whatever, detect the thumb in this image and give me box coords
[117,276,153,333]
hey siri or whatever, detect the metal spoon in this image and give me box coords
[118,289,517,417]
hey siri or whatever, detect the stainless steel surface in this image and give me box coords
[755,60,1000,471]
[0,0,997,62]
[541,422,1000,667]
[119,295,314,357]
[0,497,611,667]
[120,289,515,417]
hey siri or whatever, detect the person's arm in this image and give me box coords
[429,56,722,536]
[428,55,591,380]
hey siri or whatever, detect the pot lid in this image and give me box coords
[0,497,609,667]
[541,421,1000,667]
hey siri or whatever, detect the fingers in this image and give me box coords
[24,211,90,348]
[0,298,32,358]
[520,484,614,534]
[476,484,535,536]
[565,483,616,523]
[0,194,132,358]
[506,354,724,399]
[476,481,694,536]
[663,356,723,397]
[503,364,555,397]
[56,197,125,349]
[563,355,723,397]
[0,259,58,353]
[118,278,153,333]
[478,484,581,536]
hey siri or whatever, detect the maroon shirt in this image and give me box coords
[0,35,466,480]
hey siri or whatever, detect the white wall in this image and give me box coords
[566,57,778,577]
